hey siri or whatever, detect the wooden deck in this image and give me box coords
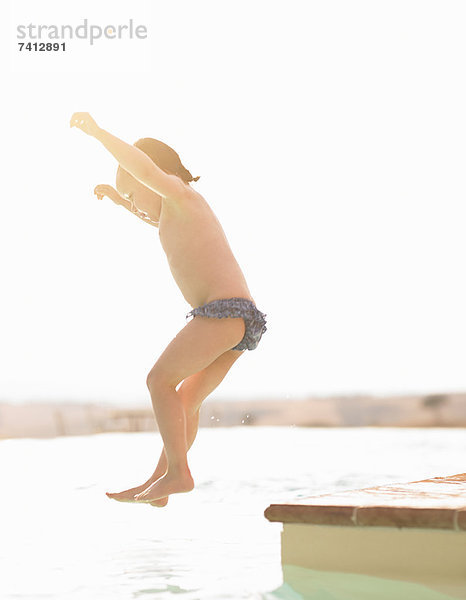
[264,473,466,599]
[265,473,466,530]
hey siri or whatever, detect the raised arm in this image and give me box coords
[70,112,186,201]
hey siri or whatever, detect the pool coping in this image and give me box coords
[264,473,466,530]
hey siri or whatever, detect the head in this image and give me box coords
[134,137,200,185]
[116,137,200,209]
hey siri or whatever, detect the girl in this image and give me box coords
[70,112,267,507]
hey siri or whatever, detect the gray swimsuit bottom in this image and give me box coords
[186,297,268,351]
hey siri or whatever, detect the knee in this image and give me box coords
[183,395,203,417]
[177,380,203,416]
[146,370,156,392]
[146,368,170,394]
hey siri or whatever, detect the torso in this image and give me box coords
[157,188,254,308]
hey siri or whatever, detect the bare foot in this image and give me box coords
[150,497,169,507]
[135,470,194,503]
[106,474,169,506]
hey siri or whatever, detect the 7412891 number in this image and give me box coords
[18,42,66,51]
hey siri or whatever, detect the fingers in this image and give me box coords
[70,112,84,128]
[94,184,115,201]
[93,185,104,200]
[69,112,91,129]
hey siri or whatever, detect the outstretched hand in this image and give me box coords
[94,184,120,204]
[70,112,100,137]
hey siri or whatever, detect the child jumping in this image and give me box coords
[70,113,267,507]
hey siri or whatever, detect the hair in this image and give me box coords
[133,137,200,184]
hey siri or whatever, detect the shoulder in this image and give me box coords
[161,180,206,217]
[167,179,204,205]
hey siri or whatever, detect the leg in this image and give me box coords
[134,315,246,502]
[152,348,246,471]
[106,349,244,504]
[106,410,202,506]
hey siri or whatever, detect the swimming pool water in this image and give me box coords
[1,426,465,599]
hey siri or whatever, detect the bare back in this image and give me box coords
[158,188,254,308]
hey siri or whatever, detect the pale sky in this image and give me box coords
[2,0,466,405]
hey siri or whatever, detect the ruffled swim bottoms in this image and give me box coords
[186,297,267,351]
